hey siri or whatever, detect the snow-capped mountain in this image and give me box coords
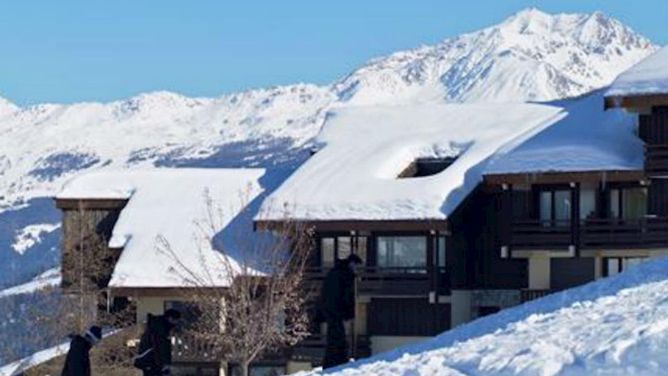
[334,8,655,105]
[0,8,658,289]
[0,97,18,117]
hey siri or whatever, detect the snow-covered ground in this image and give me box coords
[305,257,668,376]
[0,8,656,288]
[0,342,68,376]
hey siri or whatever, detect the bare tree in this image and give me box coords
[25,203,138,374]
[157,191,314,376]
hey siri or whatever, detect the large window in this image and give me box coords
[376,236,427,271]
[579,186,597,220]
[539,189,571,226]
[320,235,367,268]
[610,187,647,220]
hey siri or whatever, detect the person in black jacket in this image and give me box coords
[134,309,182,376]
[61,325,102,376]
[321,254,362,369]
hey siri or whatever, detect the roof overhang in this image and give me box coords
[604,94,668,111]
[54,197,129,210]
[484,170,645,186]
[255,219,449,233]
[109,286,227,298]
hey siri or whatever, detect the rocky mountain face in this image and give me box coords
[0,8,657,288]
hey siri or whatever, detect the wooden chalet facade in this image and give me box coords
[257,98,668,369]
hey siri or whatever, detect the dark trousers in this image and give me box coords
[323,317,348,369]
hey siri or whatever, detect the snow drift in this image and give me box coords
[307,257,668,376]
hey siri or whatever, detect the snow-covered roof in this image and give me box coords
[484,92,642,175]
[259,94,643,222]
[607,46,668,98]
[57,168,265,288]
[258,103,565,222]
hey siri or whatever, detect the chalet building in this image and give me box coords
[54,48,668,375]
[55,169,273,375]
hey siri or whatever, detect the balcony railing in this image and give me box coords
[580,217,668,249]
[645,144,668,175]
[510,220,573,250]
[509,217,668,251]
[520,289,553,303]
[292,334,371,364]
[305,266,446,296]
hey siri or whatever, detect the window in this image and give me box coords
[320,235,367,268]
[337,236,351,259]
[398,157,458,178]
[377,236,427,271]
[609,187,647,220]
[539,189,571,226]
[579,187,597,220]
[321,238,335,268]
[434,236,446,269]
[606,257,647,276]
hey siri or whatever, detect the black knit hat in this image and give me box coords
[347,254,363,265]
[84,325,102,344]
[164,308,182,320]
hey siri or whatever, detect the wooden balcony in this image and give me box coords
[510,220,573,250]
[645,144,668,176]
[508,217,668,251]
[305,266,446,296]
[291,334,371,364]
[520,289,553,303]
[580,217,668,249]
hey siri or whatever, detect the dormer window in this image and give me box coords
[398,157,457,178]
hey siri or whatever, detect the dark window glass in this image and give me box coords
[376,236,427,272]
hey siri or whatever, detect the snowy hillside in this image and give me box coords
[307,257,668,376]
[334,8,655,105]
[0,8,657,288]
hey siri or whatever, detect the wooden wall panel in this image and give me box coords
[368,298,450,336]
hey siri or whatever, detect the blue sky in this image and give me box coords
[0,1,665,105]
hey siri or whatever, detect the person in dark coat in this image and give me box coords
[61,325,102,376]
[134,309,182,376]
[321,254,362,369]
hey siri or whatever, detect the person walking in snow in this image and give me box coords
[321,254,362,369]
[61,325,102,376]
[134,309,182,376]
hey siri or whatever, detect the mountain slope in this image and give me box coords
[0,8,658,288]
[306,257,668,376]
[334,8,655,105]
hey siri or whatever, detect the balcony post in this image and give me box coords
[501,183,512,258]
[570,182,580,257]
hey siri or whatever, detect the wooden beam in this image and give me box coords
[55,198,129,210]
[110,286,226,297]
[484,170,644,186]
[604,94,668,110]
[255,219,449,233]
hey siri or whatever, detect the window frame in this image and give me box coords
[374,234,429,272]
[317,232,368,268]
[534,185,573,226]
[607,185,648,221]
